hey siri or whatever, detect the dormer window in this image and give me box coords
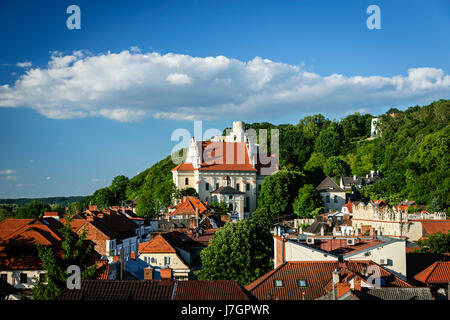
[274,280,283,287]
[297,280,307,287]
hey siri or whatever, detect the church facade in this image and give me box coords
[171,121,278,220]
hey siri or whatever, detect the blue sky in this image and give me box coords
[0,0,449,198]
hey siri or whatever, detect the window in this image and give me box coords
[258,184,261,192]
[205,182,210,191]
[39,273,46,283]
[1,274,7,282]
[185,177,189,185]
[236,183,240,191]
[229,195,233,200]
[297,280,307,287]
[20,273,28,284]
[164,256,171,266]
[246,183,250,191]
[334,195,338,203]
[274,280,283,287]
[326,195,330,203]
[151,257,156,263]
[245,197,250,212]
[216,183,219,190]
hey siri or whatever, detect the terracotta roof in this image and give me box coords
[138,234,177,254]
[414,261,450,284]
[354,287,433,300]
[56,280,175,300]
[0,218,62,247]
[316,176,345,192]
[342,202,354,214]
[246,261,411,300]
[174,280,255,300]
[56,279,254,300]
[172,142,257,172]
[43,212,59,217]
[170,197,211,217]
[421,221,450,237]
[0,256,44,270]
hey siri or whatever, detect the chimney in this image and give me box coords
[130,251,136,260]
[332,268,340,285]
[353,277,361,291]
[336,282,351,299]
[320,225,324,236]
[361,264,368,276]
[195,207,199,228]
[120,248,124,280]
[332,268,340,301]
[144,267,154,280]
[160,268,173,280]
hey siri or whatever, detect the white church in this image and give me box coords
[171,121,279,220]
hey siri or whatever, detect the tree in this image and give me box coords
[175,187,199,199]
[209,201,229,215]
[257,170,305,218]
[110,175,129,205]
[415,232,450,254]
[32,220,97,300]
[15,201,51,219]
[136,190,159,219]
[313,122,343,157]
[92,187,114,209]
[195,218,273,286]
[429,197,443,213]
[323,156,350,178]
[292,184,323,218]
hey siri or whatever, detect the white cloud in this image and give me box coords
[0,50,449,122]
[0,169,15,174]
[46,176,51,180]
[0,175,20,180]
[16,61,32,68]
[166,72,193,85]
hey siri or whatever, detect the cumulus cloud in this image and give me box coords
[0,50,449,121]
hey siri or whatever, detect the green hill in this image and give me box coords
[80,99,450,216]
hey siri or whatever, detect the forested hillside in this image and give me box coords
[41,99,450,218]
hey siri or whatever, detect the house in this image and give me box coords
[414,261,450,299]
[66,207,142,261]
[168,196,211,220]
[137,231,205,280]
[316,176,346,212]
[304,212,352,237]
[55,277,254,300]
[273,231,408,279]
[0,218,65,295]
[246,260,415,300]
[339,171,382,191]
[351,201,448,241]
[370,117,379,137]
[171,121,278,220]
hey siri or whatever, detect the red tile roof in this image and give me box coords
[246,261,411,300]
[170,197,211,217]
[138,234,177,254]
[43,212,59,217]
[174,280,254,300]
[414,261,450,284]
[172,142,257,172]
[342,202,354,214]
[421,221,450,237]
